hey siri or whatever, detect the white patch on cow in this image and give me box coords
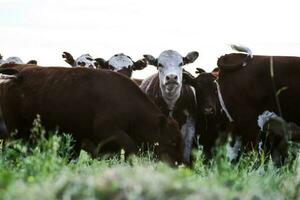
[226,136,241,162]
[0,74,16,84]
[140,73,158,94]
[180,109,196,163]
[108,53,134,71]
[75,54,97,68]
[157,50,183,111]
[189,85,197,107]
[257,110,278,131]
[5,57,24,64]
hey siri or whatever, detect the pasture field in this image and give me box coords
[0,120,300,200]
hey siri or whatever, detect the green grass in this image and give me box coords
[0,121,300,200]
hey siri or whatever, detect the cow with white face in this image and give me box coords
[62,52,100,69]
[140,50,199,165]
[0,54,37,66]
[96,53,147,78]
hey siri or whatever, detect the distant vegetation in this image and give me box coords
[0,119,300,200]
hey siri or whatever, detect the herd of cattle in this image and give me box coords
[0,45,300,166]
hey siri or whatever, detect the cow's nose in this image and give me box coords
[166,75,178,82]
[204,107,214,115]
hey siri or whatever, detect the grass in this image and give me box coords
[0,121,300,200]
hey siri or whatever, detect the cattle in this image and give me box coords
[0,64,39,139]
[0,54,37,66]
[96,53,147,78]
[214,44,300,164]
[62,52,100,68]
[183,68,228,159]
[62,52,147,83]
[0,66,185,165]
[140,50,199,164]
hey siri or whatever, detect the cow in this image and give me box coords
[183,68,228,159]
[62,52,100,69]
[95,53,147,79]
[62,52,147,83]
[0,63,40,139]
[0,54,37,66]
[0,66,185,165]
[214,44,300,164]
[140,50,199,164]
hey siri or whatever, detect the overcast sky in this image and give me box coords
[1,0,300,78]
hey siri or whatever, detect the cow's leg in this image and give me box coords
[112,130,137,158]
[181,114,196,166]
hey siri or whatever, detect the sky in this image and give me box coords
[1,0,300,78]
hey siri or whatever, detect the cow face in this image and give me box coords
[155,116,185,166]
[62,52,99,68]
[75,54,99,69]
[184,69,218,115]
[96,53,147,78]
[144,50,198,110]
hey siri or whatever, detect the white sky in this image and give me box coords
[1,0,300,78]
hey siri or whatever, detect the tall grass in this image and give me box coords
[0,119,299,200]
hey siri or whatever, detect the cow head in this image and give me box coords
[62,52,99,69]
[144,50,199,110]
[155,116,185,166]
[183,68,219,115]
[95,53,147,77]
[5,57,24,64]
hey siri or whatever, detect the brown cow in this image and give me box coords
[0,67,185,165]
[141,50,199,164]
[215,44,300,164]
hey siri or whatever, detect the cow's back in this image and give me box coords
[0,67,161,140]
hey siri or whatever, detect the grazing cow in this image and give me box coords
[214,44,300,164]
[183,68,228,159]
[140,50,199,164]
[62,52,100,69]
[0,67,185,165]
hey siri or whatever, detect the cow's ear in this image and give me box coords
[211,68,219,77]
[27,60,37,65]
[182,70,196,86]
[195,68,205,74]
[143,54,158,67]
[94,58,110,69]
[183,51,199,65]
[62,52,76,67]
[132,58,147,71]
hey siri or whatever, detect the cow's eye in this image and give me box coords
[158,63,163,68]
[179,62,183,67]
[86,57,93,61]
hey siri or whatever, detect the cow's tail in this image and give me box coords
[230,44,253,66]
